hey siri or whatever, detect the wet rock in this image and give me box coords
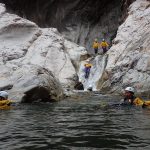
[74,82,84,90]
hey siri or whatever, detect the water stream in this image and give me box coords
[0,94,150,150]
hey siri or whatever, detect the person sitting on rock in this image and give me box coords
[120,87,144,106]
[92,39,99,54]
[100,39,109,54]
[84,63,92,79]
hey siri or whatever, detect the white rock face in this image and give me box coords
[0,0,149,99]
[0,3,88,101]
[0,6,39,65]
[99,0,150,94]
[22,28,77,88]
[64,40,88,71]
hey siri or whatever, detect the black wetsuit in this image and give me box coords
[121,96,136,106]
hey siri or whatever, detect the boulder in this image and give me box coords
[0,3,88,102]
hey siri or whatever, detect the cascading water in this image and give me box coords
[78,55,108,91]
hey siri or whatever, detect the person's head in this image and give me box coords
[102,39,105,42]
[88,85,93,91]
[84,64,87,67]
[0,91,8,100]
[94,38,98,42]
[124,87,135,98]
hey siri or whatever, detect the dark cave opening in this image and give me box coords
[0,0,135,52]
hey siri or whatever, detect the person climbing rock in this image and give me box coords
[92,39,99,54]
[120,87,144,106]
[84,63,92,79]
[100,39,109,54]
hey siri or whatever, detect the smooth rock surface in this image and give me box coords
[0,3,87,102]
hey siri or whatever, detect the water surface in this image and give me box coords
[0,94,150,150]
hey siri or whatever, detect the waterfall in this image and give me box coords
[78,54,108,91]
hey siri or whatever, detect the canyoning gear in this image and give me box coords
[0,91,13,110]
[100,97,147,109]
[85,67,90,79]
[93,42,99,49]
[142,101,150,108]
[102,47,107,53]
[133,97,144,106]
[84,63,92,79]
[122,87,144,106]
[100,41,109,48]
[93,40,99,54]
[0,91,8,100]
[125,87,135,93]
[84,63,92,68]
[121,96,144,106]
[100,41,109,54]
[0,100,12,110]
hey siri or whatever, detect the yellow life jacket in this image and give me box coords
[101,41,109,47]
[85,63,92,68]
[133,97,144,106]
[142,100,150,108]
[0,100,12,110]
[93,42,99,49]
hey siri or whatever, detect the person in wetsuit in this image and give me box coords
[84,63,92,79]
[120,87,143,106]
[100,87,147,109]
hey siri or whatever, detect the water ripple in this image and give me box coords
[0,95,150,149]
